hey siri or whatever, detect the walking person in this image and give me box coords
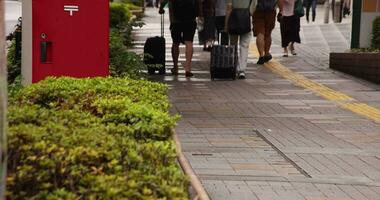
[199,0,216,51]
[278,0,301,57]
[253,0,279,65]
[225,0,257,79]
[159,0,203,77]
[304,0,317,23]
[342,0,351,18]
[215,0,228,45]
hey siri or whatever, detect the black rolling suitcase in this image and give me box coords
[210,35,238,80]
[144,14,166,75]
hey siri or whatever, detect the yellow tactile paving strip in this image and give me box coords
[249,43,380,123]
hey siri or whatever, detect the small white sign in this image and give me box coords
[64,5,79,16]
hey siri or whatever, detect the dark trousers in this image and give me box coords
[305,0,317,22]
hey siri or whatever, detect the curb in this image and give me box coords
[173,132,210,200]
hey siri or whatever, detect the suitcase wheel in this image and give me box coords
[159,68,166,75]
[148,68,155,75]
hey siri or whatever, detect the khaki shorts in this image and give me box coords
[252,10,276,37]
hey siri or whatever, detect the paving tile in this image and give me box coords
[133,7,380,200]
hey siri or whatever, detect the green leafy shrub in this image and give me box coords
[7,38,21,85]
[12,77,169,111]
[109,30,146,78]
[110,2,131,30]
[119,0,144,8]
[7,77,187,199]
[350,48,380,53]
[372,16,380,49]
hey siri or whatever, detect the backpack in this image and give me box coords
[256,0,277,11]
[172,0,198,22]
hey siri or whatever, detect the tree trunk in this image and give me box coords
[0,0,8,199]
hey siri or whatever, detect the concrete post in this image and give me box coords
[0,0,8,199]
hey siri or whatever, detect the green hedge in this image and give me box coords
[372,16,380,49]
[110,2,132,30]
[7,77,187,199]
[109,30,146,78]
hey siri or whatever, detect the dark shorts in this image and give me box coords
[252,10,276,37]
[170,21,196,44]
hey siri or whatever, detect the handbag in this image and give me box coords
[294,0,305,17]
[277,12,283,23]
[228,0,252,35]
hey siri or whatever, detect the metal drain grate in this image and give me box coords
[254,129,312,178]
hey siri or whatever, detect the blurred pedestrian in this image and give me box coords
[159,0,203,77]
[253,0,278,65]
[304,0,317,23]
[225,0,257,79]
[215,0,229,45]
[278,0,301,57]
[343,0,351,18]
[200,0,216,51]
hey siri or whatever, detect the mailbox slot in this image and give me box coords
[40,41,52,63]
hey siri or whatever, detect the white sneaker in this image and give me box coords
[238,72,246,79]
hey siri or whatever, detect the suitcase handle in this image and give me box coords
[218,31,231,46]
[161,14,164,37]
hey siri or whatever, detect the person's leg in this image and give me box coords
[289,42,296,55]
[256,34,265,57]
[238,32,251,74]
[182,22,197,76]
[263,10,276,62]
[184,41,193,74]
[312,0,317,22]
[280,20,288,56]
[170,23,182,74]
[229,34,240,72]
[306,1,311,22]
[172,43,180,71]
[264,34,272,56]
[253,11,266,64]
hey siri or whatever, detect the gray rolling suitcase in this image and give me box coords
[210,36,238,80]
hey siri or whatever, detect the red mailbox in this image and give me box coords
[22,0,109,84]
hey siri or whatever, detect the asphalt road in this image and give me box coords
[5,0,22,37]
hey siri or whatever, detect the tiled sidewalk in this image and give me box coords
[132,8,380,200]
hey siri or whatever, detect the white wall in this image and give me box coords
[21,0,32,85]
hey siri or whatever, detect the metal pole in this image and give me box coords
[324,0,330,24]
[0,0,8,199]
[351,0,361,48]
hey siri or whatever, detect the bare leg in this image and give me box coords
[184,41,193,73]
[172,43,180,71]
[283,47,288,57]
[256,33,265,57]
[289,42,297,55]
[264,35,272,56]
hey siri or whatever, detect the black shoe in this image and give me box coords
[185,71,194,77]
[171,68,178,75]
[257,57,265,65]
[263,54,272,62]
